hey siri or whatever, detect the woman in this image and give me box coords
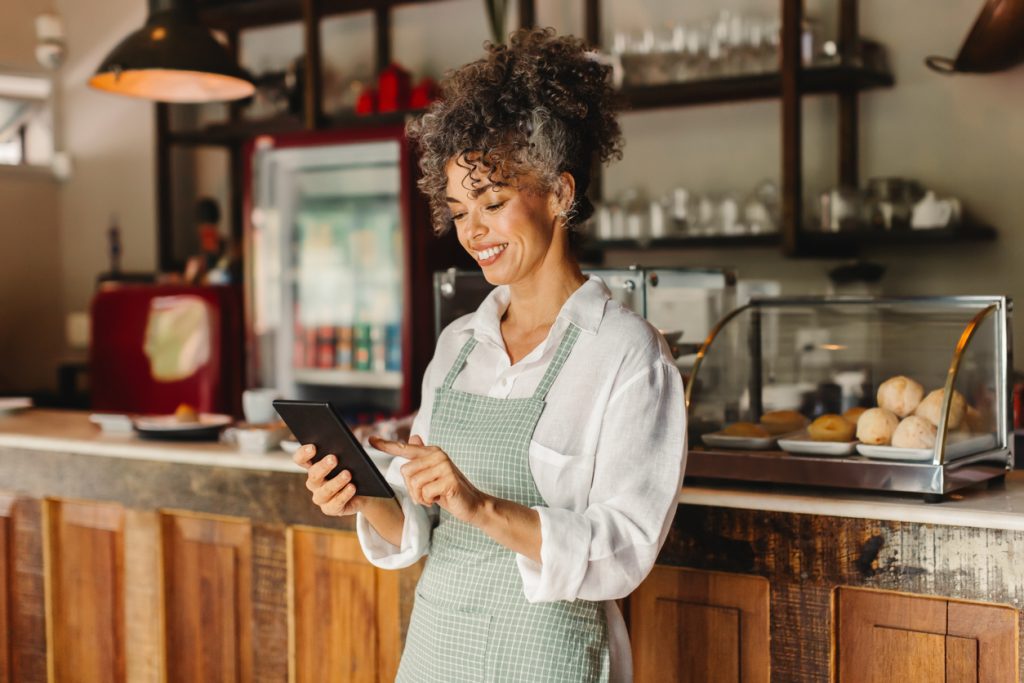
[294,28,686,682]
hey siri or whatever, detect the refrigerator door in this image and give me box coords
[248,135,406,416]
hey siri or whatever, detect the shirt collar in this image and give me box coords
[466,274,611,348]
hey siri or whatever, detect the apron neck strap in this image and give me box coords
[531,324,580,401]
[441,336,479,390]
[440,324,581,398]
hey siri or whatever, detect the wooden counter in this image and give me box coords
[1,409,1021,681]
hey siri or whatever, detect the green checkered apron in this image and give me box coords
[396,324,610,683]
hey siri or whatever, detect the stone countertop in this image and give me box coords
[679,474,1024,532]
[2,409,1023,531]
[0,408,304,473]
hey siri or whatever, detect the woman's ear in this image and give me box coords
[552,171,576,215]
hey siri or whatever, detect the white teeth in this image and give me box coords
[476,243,508,260]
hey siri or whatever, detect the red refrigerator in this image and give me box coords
[244,125,466,419]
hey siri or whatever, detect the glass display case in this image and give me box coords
[685,296,1013,501]
[433,266,738,365]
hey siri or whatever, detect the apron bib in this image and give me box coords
[397,324,610,683]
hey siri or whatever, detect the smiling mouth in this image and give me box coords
[475,243,508,261]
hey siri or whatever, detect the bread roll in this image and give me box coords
[876,376,924,417]
[891,415,937,449]
[965,405,987,433]
[842,406,867,425]
[759,410,809,435]
[856,408,899,445]
[723,422,770,438]
[913,388,967,430]
[808,414,856,442]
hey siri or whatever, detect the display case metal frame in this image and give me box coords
[685,295,1013,502]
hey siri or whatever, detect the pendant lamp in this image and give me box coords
[89,0,254,103]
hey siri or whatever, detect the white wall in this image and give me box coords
[56,0,157,315]
[0,0,64,393]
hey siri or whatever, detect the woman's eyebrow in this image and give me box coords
[447,183,505,202]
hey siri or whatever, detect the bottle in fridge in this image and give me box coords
[245,125,463,418]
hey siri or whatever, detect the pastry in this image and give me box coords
[913,388,967,430]
[174,403,199,423]
[964,405,987,433]
[876,376,924,417]
[855,408,900,445]
[842,406,868,425]
[759,410,809,435]
[722,422,771,438]
[808,414,856,442]
[891,415,937,449]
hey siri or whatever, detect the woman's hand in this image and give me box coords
[369,435,489,526]
[293,444,372,517]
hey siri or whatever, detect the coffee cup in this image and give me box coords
[242,388,281,425]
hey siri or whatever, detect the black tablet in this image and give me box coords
[273,399,395,498]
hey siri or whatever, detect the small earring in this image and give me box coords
[557,209,570,229]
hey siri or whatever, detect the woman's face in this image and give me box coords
[444,156,568,287]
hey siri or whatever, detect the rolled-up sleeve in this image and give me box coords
[516,357,687,602]
[356,359,440,569]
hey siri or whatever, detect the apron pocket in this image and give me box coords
[399,591,493,683]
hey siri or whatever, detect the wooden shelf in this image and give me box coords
[585,233,782,251]
[166,110,425,146]
[198,0,449,31]
[796,222,997,257]
[620,64,894,111]
[292,368,403,389]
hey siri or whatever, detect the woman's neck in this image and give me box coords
[501,262,587,334]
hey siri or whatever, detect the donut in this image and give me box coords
[842,406,868,425]
[808,414,856,442]
[722,422,771,438]
[759,410,809,435]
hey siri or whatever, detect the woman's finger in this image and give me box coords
[293,443,316,469]
[321,483,358,516]
[369,435,432,460]
[311,469,352,506]
[305,455,337,490]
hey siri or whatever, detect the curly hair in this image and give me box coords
[406,27,623,235]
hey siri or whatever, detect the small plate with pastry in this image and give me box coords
[133,403,232,441]
[857,432,998,463]
[777,413,859,456]
[701,422,777,450]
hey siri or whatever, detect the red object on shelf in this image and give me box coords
[89,284,244,416]
[355,86,378,115]
[377,62,411,113]
[410,77,439,109]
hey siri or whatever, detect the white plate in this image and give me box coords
[133,413,233,431]
[701,432,776,450]
[856,433,999,463]
[0,397,32,414]
[778,434,858,457]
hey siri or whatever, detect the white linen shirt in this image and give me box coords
[356,275,687,682]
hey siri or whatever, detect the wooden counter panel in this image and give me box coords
[45,499,126,683]
[290,528,422,683]
[660,504,1024,682]
[5,497,46,683]
[162,512,253,683]
[631,566,769,683]
[0,496,12,683]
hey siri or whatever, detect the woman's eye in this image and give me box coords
[451,212,466,222]
[486,202,506,212]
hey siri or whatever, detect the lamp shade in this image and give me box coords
[89,0,254,103]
